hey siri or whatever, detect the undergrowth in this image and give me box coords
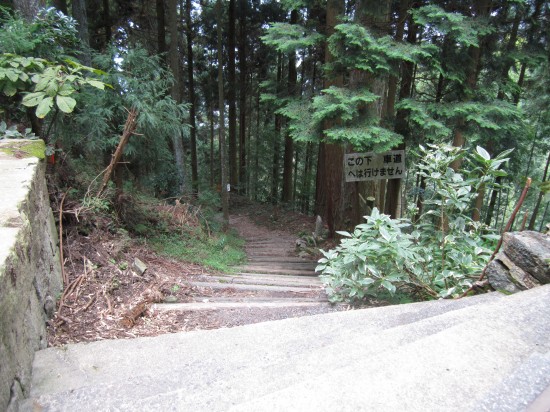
[149,232,245,273]
[51,158,246,273]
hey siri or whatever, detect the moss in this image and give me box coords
[0,139,46,159]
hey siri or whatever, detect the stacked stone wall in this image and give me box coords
[0,143,62,411]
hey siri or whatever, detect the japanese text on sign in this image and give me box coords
[344,150,406,182]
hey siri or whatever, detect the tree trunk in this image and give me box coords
[449,0,490,171]
[271,54,283,204]
[101,0,111,48]
[167,0,186,194]
[156,0,167,61]
[282,9,299,203]
[385,0,414,218]
[185,0,198,193]
[14,0,43,20]
[237,0,247,194]
[227,0,238,189]
[301,142,313,213]
[348,0,391,226]
[52,0,67,15]
[72,0,91,65]
[317,0,345,237]
[216,0,229,229]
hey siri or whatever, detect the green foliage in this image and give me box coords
[318,143,501,303]
[312,87,379,122]
[20,59,108,118]
[57,46,188,192]
[261,22,323,53]
[150,232,245,273]
[396,99,524,140]
[317,208,422,301]
[411,5,493,47]
[0,120,36,139]
[328,23,438,75]
[0,7,80,60]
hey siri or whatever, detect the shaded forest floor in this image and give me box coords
[47,194,384,347]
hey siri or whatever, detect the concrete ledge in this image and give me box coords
[0,141,62,411]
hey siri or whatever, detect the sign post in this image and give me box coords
[344,150,406,182]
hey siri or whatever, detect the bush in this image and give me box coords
[317,143,506,303]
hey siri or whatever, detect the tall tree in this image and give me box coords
[167,0,186,194]
[217,0,229,229]
[237,0,247,194]
[52,0,67,15]
[156,0,167,57]
[449,0,491,171]
[185,0,199,193]
[281,9,299,203]
[384,0,414,218]
[13,0,42,20]
[227,0,238,189]
[72,0,91,65]
[317,0,345,237]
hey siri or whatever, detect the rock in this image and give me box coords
[487,231,550,293]
[314,215,323,239]
[502,232,550,284]
[43,295,56,318]
[133,258,147,276]
[295,239,307,249]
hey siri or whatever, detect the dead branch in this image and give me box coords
[97,108,138,197]
[102,288,112,314]
[74,291,98,315]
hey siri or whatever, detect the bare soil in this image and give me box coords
[47,195,357,346]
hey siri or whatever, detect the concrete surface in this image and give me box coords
[22,286,550,411]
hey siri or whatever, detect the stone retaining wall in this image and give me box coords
[0,141,62,411]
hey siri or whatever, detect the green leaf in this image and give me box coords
[56,95,76,113]
[381,280,396,295]
[476,146,491,161]
[22,91,46,107]
[3,82,17,96]
[86,79,105,90]
[35,96,54,118]
[6,70,19,82]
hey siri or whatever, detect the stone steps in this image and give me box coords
[152,300,328,312]
[23,287,550,411]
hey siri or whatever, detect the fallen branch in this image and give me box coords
[103,288,112,314]
[74,291,98,315]
[97,107,138,197]
[120,288,163,328]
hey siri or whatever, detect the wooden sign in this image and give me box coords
[344,150,405,182]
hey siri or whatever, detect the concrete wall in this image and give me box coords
[0,141,62,411]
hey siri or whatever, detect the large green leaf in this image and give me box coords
[35,96,54,118]
[22,91,46,107]
[56,95,76,113]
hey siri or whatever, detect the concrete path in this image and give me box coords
[22,285,550,411]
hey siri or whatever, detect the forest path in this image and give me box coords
[151,199,346,326]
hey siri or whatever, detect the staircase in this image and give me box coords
[152,214,329,317]
[21,285,550,411]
